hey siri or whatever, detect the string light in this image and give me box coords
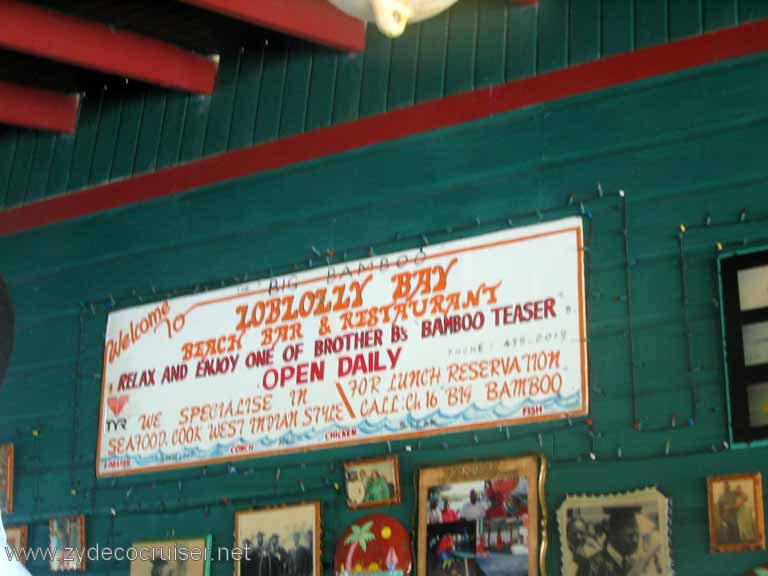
[43,187,745,529]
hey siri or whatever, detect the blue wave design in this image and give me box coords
[101,392,582,468]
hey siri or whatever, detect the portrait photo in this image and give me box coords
[4,525,28,565]
[129,536,212,576]
[418,455,545,576]
[557,487,672,576]
[49,515,86,572]
[235,502,320,576]
[707,472,766,553]
[345,456,401,509]
[0,443,14,513]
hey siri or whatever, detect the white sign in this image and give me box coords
[97,217,588,477]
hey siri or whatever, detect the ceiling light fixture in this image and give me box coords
[329,0,460,38]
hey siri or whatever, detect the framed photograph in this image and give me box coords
[49,515,86,572]
[557,487,672,576]
[4,525,28,565]
[129,536,212,576]
[417,454,547,576]
[235,502,321,576]
[0,443,14,513]
[719,247,768,446]
[344,456,401,509]
[707,472,766,553]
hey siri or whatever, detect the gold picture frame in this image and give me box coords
[5,524,29,565]
[344,455,401,509]
[707,472,766,553]
[234,502,321,576]
[49,515,87,572]
[417,454,547,576]
[0,443,14,514]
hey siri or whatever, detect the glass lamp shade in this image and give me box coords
[329,0,460,38]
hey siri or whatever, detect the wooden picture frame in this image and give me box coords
[707,472,766,553]
[0,443,14,514]
[417,454,547,576]
[557,487,672,575]
[5,524,29,566]
[49,515,86,572]
[235,502,321,576]
[129,535,212,576]
[344,456,401,509]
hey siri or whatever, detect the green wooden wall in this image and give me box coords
[3,40,768,576]
[2,0,768,209]
[3,2,768,576]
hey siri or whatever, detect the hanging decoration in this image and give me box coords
[328,0,459,38]
[334,514,412,575]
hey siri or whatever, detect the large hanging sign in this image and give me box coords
[97,217,588,477]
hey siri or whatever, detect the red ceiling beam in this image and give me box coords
[179,0,367,52]
[0,81,79,133]
[0,0,218,95]
[2,17,768,235]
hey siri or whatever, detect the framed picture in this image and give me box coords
[0,443,14,513]
[718,247,768,446]
[557,487,672,575]
[344,456,401,509]
[707,472,766,553]
[5,524,28,565]
[417,454,547,576]
[129,536,212,576]
[235,502,321,576]
[49,515,86,572]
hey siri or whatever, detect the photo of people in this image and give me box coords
[345,457,401,509]
[558,488,672,576]
[424,475,530,576]
[236,503,319,576]
[4,525,28,566]
[49,516,86,572]
[129,537,211,576]
[708,473,766,553]
[0,444,13,513]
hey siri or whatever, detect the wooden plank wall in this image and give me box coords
[2,39,768,575]
[1,0,768,208]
